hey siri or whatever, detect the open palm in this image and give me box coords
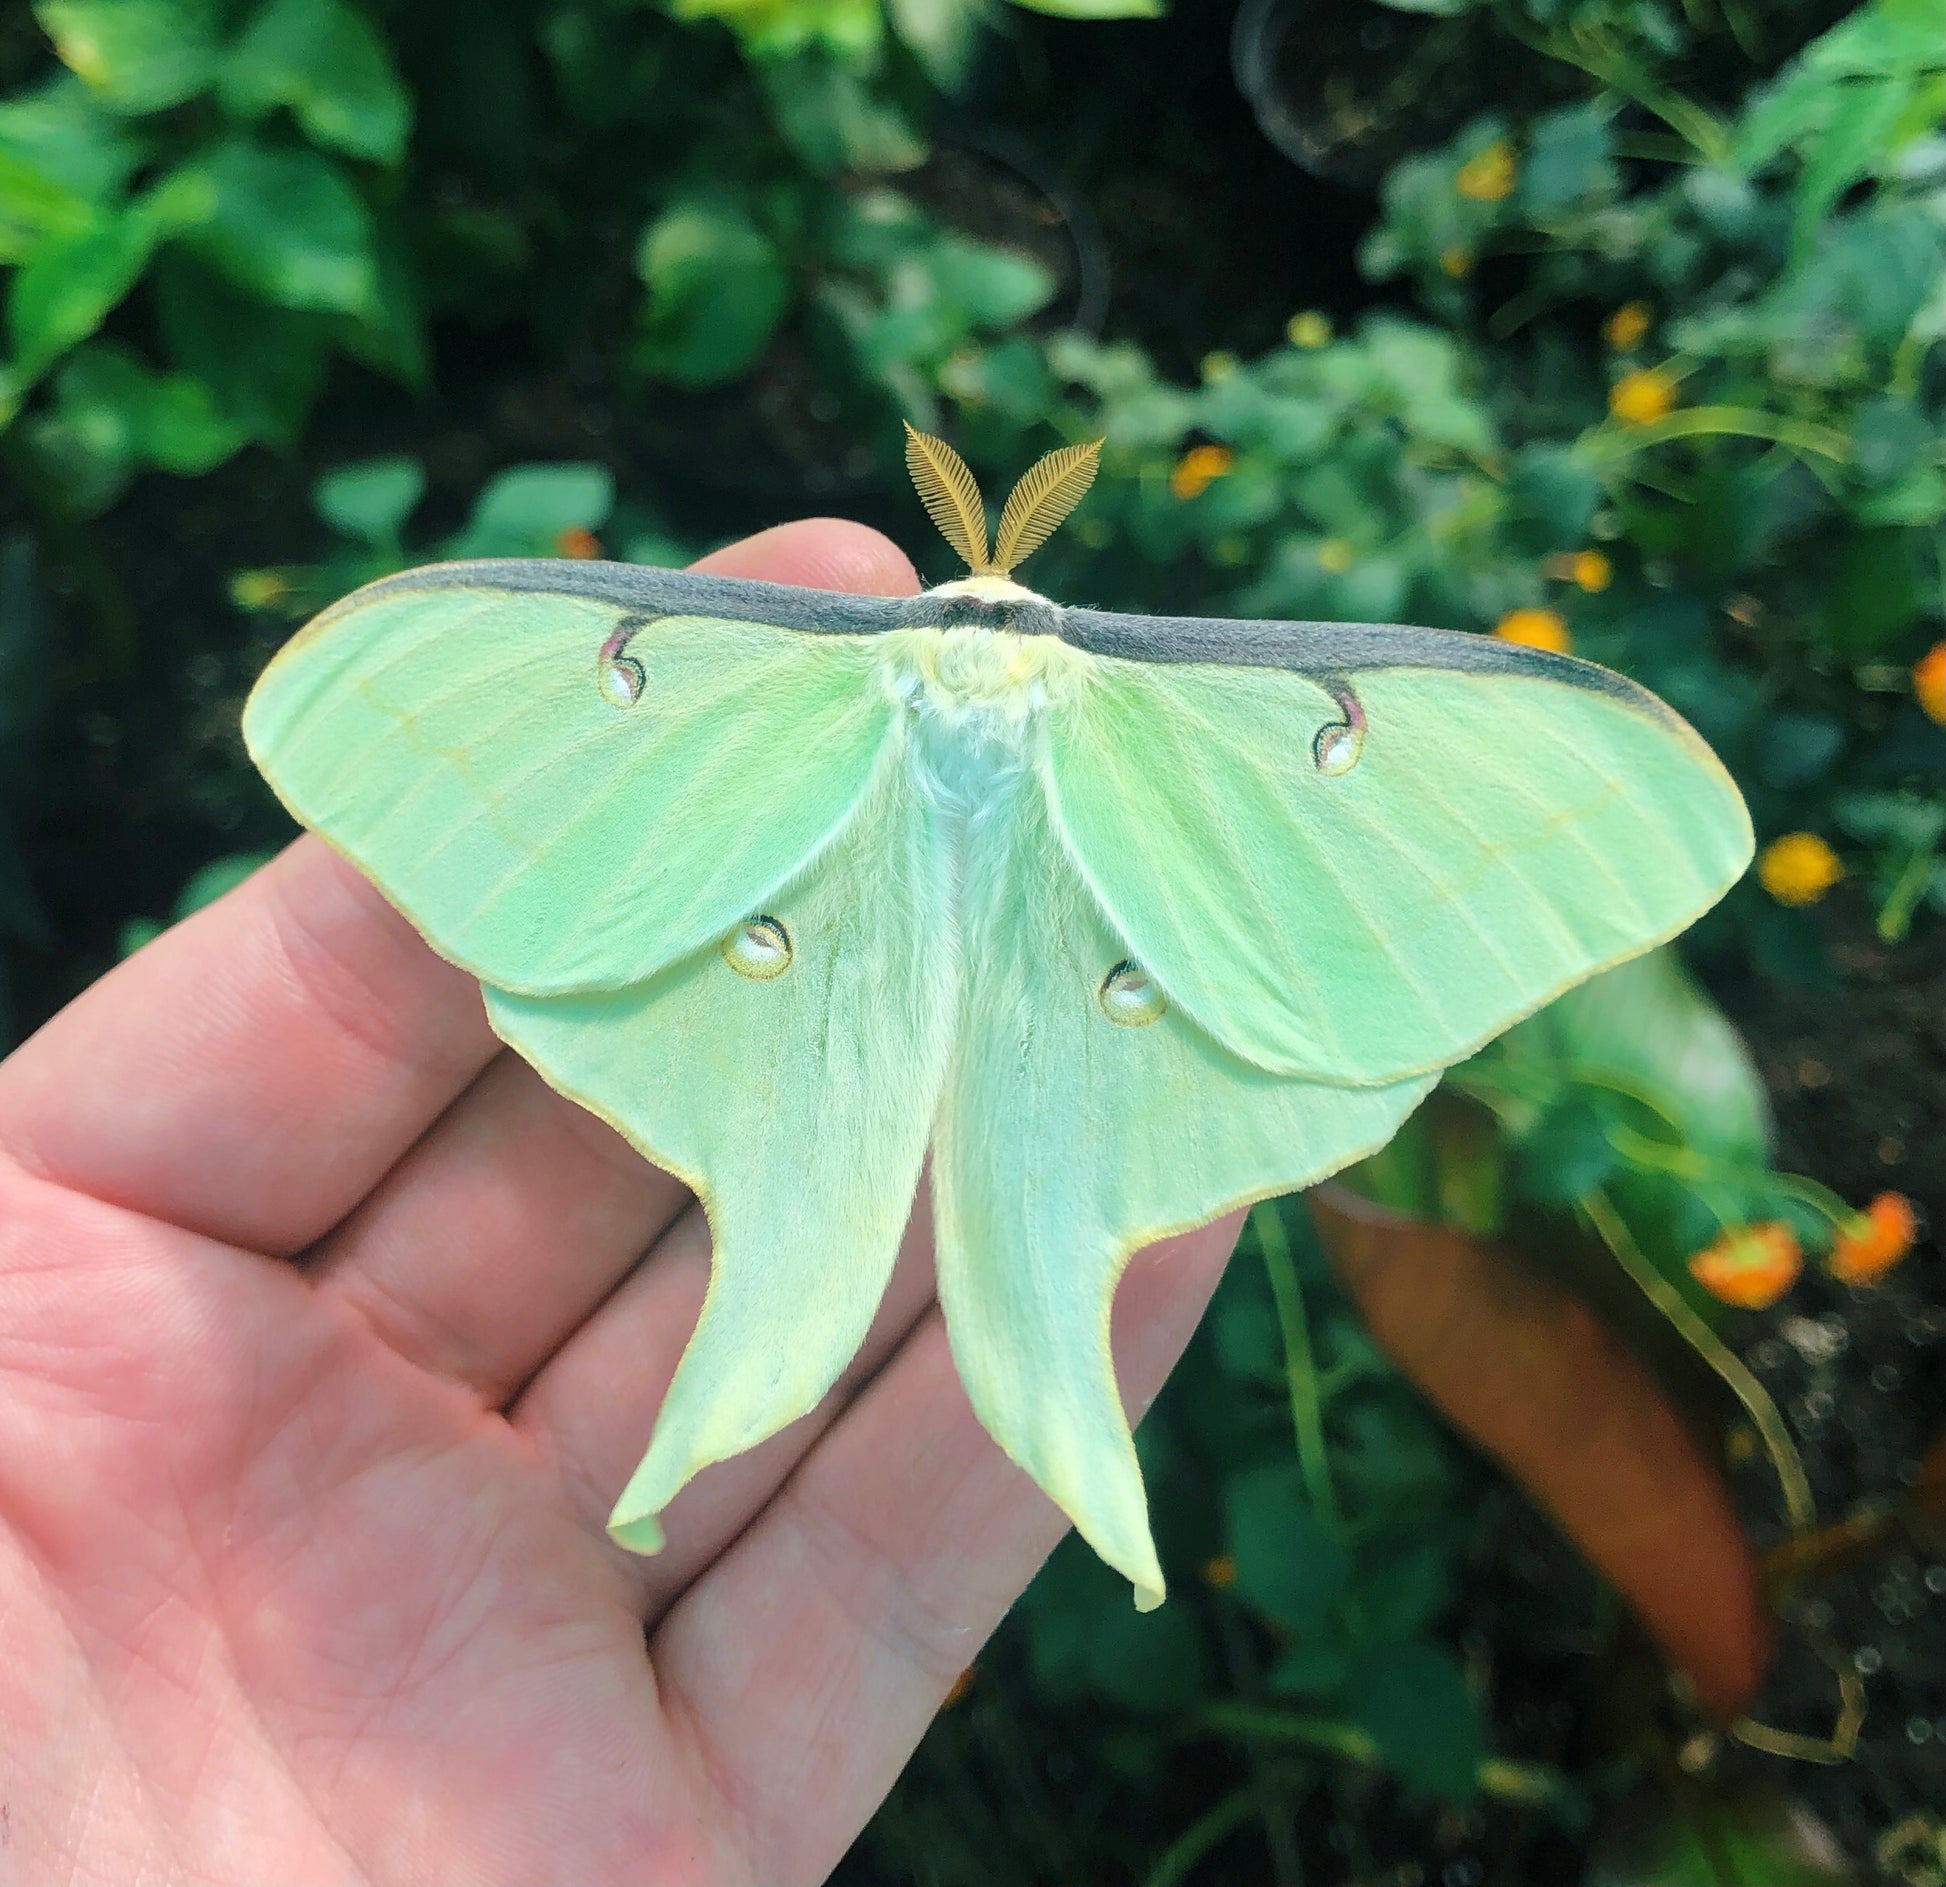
[0,521,1237,1887]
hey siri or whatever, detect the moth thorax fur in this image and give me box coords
[888,625,1090,727]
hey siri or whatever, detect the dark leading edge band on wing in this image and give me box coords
[317,556,1685,725]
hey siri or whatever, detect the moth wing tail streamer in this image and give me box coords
[931,773,1433,1610]
[1043,629,1752,1087]
[489,757,958,1550]
[243,572,901,996]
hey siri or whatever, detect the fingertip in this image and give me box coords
[691,518,921,599]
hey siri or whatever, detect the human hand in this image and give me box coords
[0,521,1240,1886]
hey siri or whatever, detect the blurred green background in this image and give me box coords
[0,0,1941,1881]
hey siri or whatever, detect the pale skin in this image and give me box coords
[0,520,1240,1887]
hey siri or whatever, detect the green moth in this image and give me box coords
[243,427,1752,1609]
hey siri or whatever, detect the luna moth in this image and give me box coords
[243,427,1752,1609]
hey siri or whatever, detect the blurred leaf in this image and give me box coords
[1588,1784,1852,1886]
[446,463,613,558]
[1822,526,1921,653]
[1224,1464,1350,1634]
[171,138,379,317]
[152,252,330,443]
[755,51,927,173]
[315,456,424,543]
[886,0,984,87]
[1518,103,1616,215]
[1310,1188,1769,1721]
[35,0,219,115]
[1349,1641,1482,1804]
[1007,0,1164,15]
[221,0,412,165]
[635,199,790,387]
[25,340,246,510]
[0,74,147,203]
[6,205,158,380]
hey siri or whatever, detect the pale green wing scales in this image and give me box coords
[933,772,1434,1610]
[489,754,956,1550]
[243,573,898,995]
[1044,655,1753,1086]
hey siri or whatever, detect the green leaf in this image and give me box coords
[1349,1641,1483,1803]
[171,139,378,317]
[754,51,927,174]
[152,252,329,444]
[315,456,424,543]
[1792,76,1913,260]
[6,205,157,380]
[634,201,790,387]
[0,74,147,202]
[25,341,246,512]
[886,0,984,87]
[445,463,613,558]
[220,0,411,165]
[35,0,219,115]
[1224,1465,1350,1633]
[1006,0,1164,16]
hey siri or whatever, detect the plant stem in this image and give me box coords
[1580,1186,1814,1533]
[1253,1203,1342,1534]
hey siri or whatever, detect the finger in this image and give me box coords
[510,1179,942,1608]
[0,836,495,1255]
[691,518,919,595]
[312,1053,690,1401]
[651,1213,1243,1884]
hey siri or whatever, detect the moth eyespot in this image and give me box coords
[1312,681,1367,776]
[723,915,793,980]
[1099,960,1166,1026]
[598,653,646,708]
[1312,722,1362,775]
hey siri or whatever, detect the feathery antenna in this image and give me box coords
[904,425,1105,577]
[903,423,991,573]
[992,440,1102,575]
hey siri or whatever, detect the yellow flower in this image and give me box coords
[1286,310,1332,350]
[1757,832,1844,907]
[230,569,290,611]
[1603,301,1652,351]
[1440,245,1474,278]
[1318,538,1355,574]
[1690,1223,1802,1310]
[555,525,602,559]
[1169,444,1234,501]
[1456,140,1517,202]
[1201,351,1238,384]
[1494,607,1571,654]
[1829,1192,1919,1285]
[1915,641,1945,724]
[1202,1554,1237,1590]
[1571,549,1611,593]
[1609,366,1679,425]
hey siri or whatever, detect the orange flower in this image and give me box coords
[1570,549,1611,593]
[1456,140,1517,202]
[1757,832,1844,907]
[1609,366,1679,425]
[1689,1223,1802,1309]
[1202,1554,1238,1590]
[1603,301,1652,351]
[556,525,602,559]
[1915,641,1945,724]
[1829,1193,1919,1284]
[941,1665,977,1708]
[1494,607,1571,654]
[1170,443,1233,501]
